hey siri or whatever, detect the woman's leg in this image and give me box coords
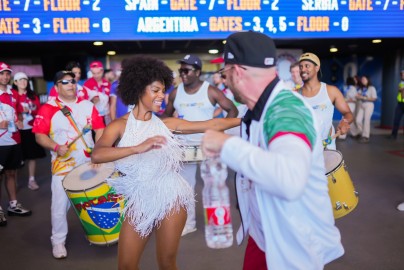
[118,219,150,270]
[155,207,187,270]
[362,102,374,138]
[28,159,36,179]
[355,105,365,135]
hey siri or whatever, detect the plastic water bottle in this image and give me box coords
[201,156,233,249]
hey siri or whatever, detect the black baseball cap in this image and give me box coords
[224,31,277,68]
[54,70,75,85]
[177,54,202,69]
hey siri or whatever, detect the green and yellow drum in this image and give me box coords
[63,162,124,245]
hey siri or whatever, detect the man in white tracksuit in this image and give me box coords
[202,32,344,269]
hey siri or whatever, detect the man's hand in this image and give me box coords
[0,120,8,129]
[202,130,231,157]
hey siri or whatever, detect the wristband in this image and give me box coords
[53,144,60,152]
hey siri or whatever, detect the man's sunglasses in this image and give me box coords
[57,79,77,85]
[219,65,247,79]
[178,68,195,75]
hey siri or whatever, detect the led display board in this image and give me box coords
[0,0,403,41]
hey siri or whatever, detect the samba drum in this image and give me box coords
[183,145,204,164]
[324,150,359,219]
[63,162,124,245]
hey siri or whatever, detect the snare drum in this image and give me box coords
[63,162,124,245]
[324,150,359,219]
[183,145,204,164]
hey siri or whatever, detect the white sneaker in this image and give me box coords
[52,243,67,259]
[181,226,197,236]
[397,202,404,211]
[28,180,39,191]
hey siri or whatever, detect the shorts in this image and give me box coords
[20,129,46,160]
[0,144,24,171]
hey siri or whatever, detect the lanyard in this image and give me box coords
[55,100,92,152]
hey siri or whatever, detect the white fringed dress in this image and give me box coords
[107,112,194,237]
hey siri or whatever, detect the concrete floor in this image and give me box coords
[1,125,404,270]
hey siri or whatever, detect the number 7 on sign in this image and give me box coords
[208,0,216,10]
[24,0,30,11]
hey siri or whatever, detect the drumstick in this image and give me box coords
[332,130,342,139]
[68,125,92,148]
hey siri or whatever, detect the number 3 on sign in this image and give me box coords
[253,17,264,33]
[32,18,41,34]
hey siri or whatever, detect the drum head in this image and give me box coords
[323,150,343,174]
[63,162,115,191]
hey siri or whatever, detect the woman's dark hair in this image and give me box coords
[118,55,173,106]
[13,78,36,100]
[346,77,356,86]
[65,61,81,71]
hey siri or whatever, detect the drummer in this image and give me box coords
[33,70,105,259]
[298,53,353,149]
[91,55,240,270]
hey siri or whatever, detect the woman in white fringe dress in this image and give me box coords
[91,55,240,270]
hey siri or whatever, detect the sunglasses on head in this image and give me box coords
[57,79,77,85]
[178,68,195,75]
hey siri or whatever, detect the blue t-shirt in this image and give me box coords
[110,80,129,118]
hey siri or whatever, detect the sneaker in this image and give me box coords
[359,137,369,144]
[28,180,39,191]
[0,209,7,227]
[7,203,32,216]
[52,243,67,259]
[397,202,404,211]
[181,226,197,236]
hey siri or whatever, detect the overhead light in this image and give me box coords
[107,51,116,56]
[372,39,382,44]
[209,49,219,54]
[222,40,226,44]
[330,46,338,53]
[93,41,103,46]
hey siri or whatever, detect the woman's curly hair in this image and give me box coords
[118,55,173,106]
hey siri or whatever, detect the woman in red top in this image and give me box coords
[13,72,46,190]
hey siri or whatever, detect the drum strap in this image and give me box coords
[55,100,91,151]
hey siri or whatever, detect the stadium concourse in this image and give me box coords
[1,126,404,269]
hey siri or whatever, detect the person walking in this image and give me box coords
[0,62,32,227]
[13,72,46,190]
[350,75,378,143]
[33,70,105,259]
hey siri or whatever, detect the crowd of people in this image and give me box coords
[0,30,403,269]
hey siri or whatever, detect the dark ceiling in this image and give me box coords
[1,38,403,60]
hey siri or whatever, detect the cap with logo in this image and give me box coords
[54,70,75,85]
[14,72,28,81]
[0,62,12,73]
[90,61,104,69]
[299,53,321,67]
[177,54,202,69]
[224,31,277,68]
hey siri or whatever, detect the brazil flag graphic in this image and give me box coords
[67,183,124,245]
